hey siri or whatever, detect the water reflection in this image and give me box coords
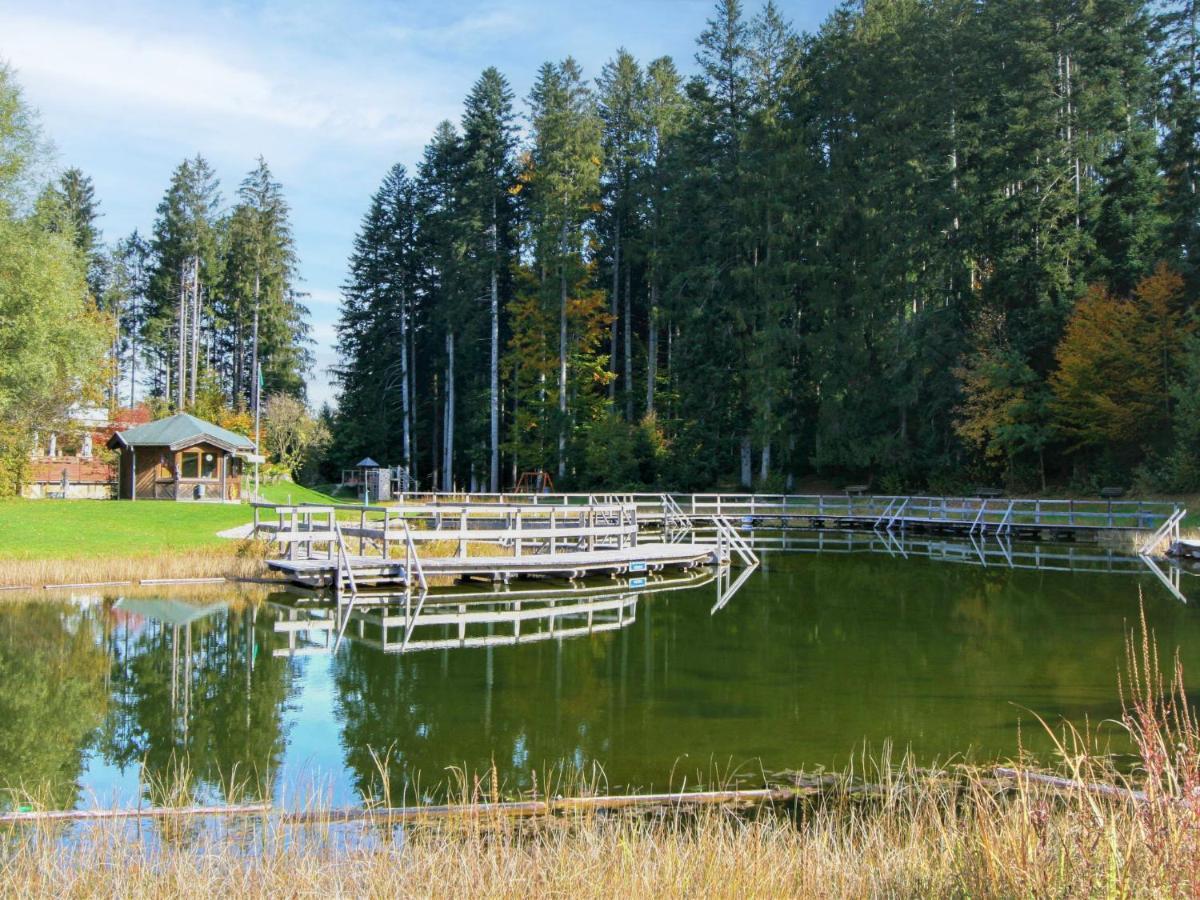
[0,537,1196,812]
[727,528,1193,601]
[0,598,107,807]
[101,596,293,802]
[272,570,718,657]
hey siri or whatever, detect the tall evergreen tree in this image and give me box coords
[526,58,604,480]
[461,68,519,492]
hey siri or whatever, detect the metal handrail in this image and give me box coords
[1139,508,1186,557]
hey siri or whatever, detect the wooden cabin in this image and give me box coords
[106,413,257,501]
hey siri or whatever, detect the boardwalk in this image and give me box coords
[254,501,755,590]
[393,491,1183,537]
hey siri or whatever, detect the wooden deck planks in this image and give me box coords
[267,542,719,585]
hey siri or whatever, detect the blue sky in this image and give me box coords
[1,0,839,409]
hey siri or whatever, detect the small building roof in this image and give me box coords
[115,597,229,627]
[106,413,256,453]
[356,457,381,468]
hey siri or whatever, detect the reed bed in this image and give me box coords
[0,540,268,589]
[2,601,1197,898]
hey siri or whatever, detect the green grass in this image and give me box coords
[255,482,342,506]
[0,498,253,561]
[0,481,350,562]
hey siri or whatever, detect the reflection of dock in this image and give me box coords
[269,570,724,657]
[718,528,1192,602]
[273,592,639,656]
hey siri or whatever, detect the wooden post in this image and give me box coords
[515,509,522,557]
[459,508,467,558]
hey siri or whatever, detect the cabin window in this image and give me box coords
[180,450,219,480]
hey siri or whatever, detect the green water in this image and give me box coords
[1,543,1197,808]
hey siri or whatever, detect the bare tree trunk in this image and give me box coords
[760,442,770,484]
[443,332,455,492]
[646,281,658,416]
[609,218,620,402]
[189,258,199,407]
[511,363,520,488]
[409,322,418,484]
[400,290,411,471]
[177,260,187,410]
[624,264,632,421]
[432,371,440,493]
[666,319,673,422]
[740,435,752,488]
[489,214,500,493]
[129,323,137,408]
[251,273,260,436]
[558,222,568,481]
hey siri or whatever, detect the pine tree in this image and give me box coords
[641,56,686,419]
[146,156,223,407]
[461,68,519,491]
[597,49,647,419]
[334,164,421,472]
[104,231,151,408]
[526,58,604,480]
[223,157,309,405]
[47,168,105,300]
[1157,0,1200,286]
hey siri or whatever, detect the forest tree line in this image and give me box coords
[0,54,313,495]
[332,0,1200,494]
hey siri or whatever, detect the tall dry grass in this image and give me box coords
[3,600,1199,897]
[0,541,269,589]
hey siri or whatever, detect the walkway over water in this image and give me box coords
[394,491,1184,538]
[253,501,757,593]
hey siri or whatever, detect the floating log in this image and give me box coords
[0,789,801,826]
[0,802,271,824]
[43,581,133,590]
[993,767,1150,803]
[139,577,228,585]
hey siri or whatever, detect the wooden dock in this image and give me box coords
[267,542,718,588]
[254,501,756,591]
[393,491,1183,539]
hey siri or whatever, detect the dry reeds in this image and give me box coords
[0,540,269,590]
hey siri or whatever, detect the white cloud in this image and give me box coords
[0,12,449,150]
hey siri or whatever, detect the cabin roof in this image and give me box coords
[106,413,256,453]
[115,597,228,627]
[356,457,381,468]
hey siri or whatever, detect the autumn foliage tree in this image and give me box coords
[954,318,1051,489]
[1050,265,1190,463]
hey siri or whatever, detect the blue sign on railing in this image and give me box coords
[629,561,647,572]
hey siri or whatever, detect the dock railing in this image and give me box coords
[383,492,1180,533]
[253,500,642,562]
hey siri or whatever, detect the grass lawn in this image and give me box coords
[0,481,342,561]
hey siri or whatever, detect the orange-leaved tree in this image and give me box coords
[1049,264,1190,458]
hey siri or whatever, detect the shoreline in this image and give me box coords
[0,543,271,591]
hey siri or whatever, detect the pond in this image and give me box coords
[2,535,1197,810]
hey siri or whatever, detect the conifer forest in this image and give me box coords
[331,0,1200,493]
[8,0,1200,494]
